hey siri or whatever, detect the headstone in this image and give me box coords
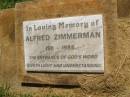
[15,0,118,87]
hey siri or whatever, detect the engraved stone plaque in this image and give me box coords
[23,14,104,73]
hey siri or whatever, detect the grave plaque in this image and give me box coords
[23,15,104,73]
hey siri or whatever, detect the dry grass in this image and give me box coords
[0,84,68,97]
[77,19,130,97]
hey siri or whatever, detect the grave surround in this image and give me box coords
[15,0,117,86]
[1,0,130,96]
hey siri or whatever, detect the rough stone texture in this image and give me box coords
[0,8,42,94]
[0,9,16,84]
[15,0,123,96]
[118,0,130,18]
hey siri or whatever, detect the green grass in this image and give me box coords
[0,84,32,97]
[0,0,29,10]
[0,84,68,97]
